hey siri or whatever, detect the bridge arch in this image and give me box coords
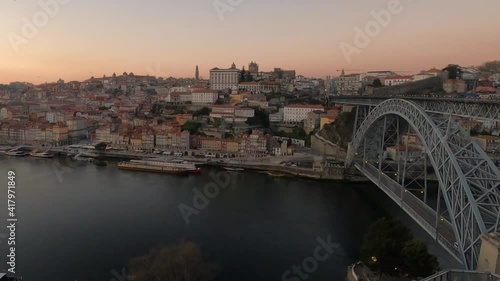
[346,99,500,269]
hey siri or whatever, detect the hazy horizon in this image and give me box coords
[1,0,499,84]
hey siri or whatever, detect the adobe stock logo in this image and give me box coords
[213,0,244,21]
[340,0,412,63]
[178,170,231,224]
[8,0,71,53]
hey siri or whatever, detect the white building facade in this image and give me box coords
[210,63,240,91]
[283,105,324,123]
[384,75,413,86]
[192,90,219,104]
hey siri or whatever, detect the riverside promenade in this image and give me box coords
[46,147,367,181]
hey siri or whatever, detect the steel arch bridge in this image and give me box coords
[345,99,500,270]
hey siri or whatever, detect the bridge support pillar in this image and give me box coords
[477,234,500,273]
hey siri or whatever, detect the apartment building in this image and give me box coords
[192,89,219,104]
[304,110,324,134]
[444,79,467,93]
[210,105,255,122]
[269,109,284,123]
[167,92,192,104]
[238,81,280,94]
[384,75,413,86]
[240,131,270,156]
[155,129,190,149]
[334,73,362,96]
[67,118,88,141]
[283,104,324,123]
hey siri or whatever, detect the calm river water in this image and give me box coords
[0,156,458,281]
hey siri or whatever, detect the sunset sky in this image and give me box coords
[1,0,499,84]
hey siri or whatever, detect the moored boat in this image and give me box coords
[5,150,28,157]
[223,167,244,172]
[0,146,12,154]
[266,171,287,177]
[73,153,94,162]
[130,159,201,174]
[30,150,54,158]
[118,161,188,175]
[169,159,201,174]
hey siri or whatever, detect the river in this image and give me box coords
[0,156,459,281]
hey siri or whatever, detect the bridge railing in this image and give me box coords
[437,233,462,262]
[355,162,463,261]
[421,270,500,281]
[401,200,435,234]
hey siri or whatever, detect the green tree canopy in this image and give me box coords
[151,103,163,116]
[401,239,439,278]
[128,241,220,281]
[144,88,157,95]
[182,121,202,135]
[478,60,500,73]
[240,69,246,82]
[246,108,269,127]
[193,107,212,116]
[443,64,463,80]
[373,78,383,88]
[361,217,412,275]
[361,217,439,278]
[212,118,221,128]
[94,142,107,151]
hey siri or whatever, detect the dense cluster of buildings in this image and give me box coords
[331,67,500,98]
[1,61,499,158]
[0,62,311,156]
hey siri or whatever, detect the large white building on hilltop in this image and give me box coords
[384,75,413,86]
[283,104,324,123]
[210,63,240,91]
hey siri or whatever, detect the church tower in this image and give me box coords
[195,65,200,81]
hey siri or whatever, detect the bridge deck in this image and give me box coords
[355,162,463,264]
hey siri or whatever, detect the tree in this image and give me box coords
[193,107,211,117]
[246,108,269,127]
[478,60,500,73]
[373,78,383,88]
[443,64,463,80]
[151,103,163,116]
[245,73,254,82]
[360,217,412,276]
[128,241,220,281]
[240,68,246,82]
[401,239,439,278]
[174,108,186,115]
[95,142,107,151]
[182,121,203,135]
[212,118,221,128]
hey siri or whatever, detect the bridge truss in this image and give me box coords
[346,99,500,270]
[334,97,500,121]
